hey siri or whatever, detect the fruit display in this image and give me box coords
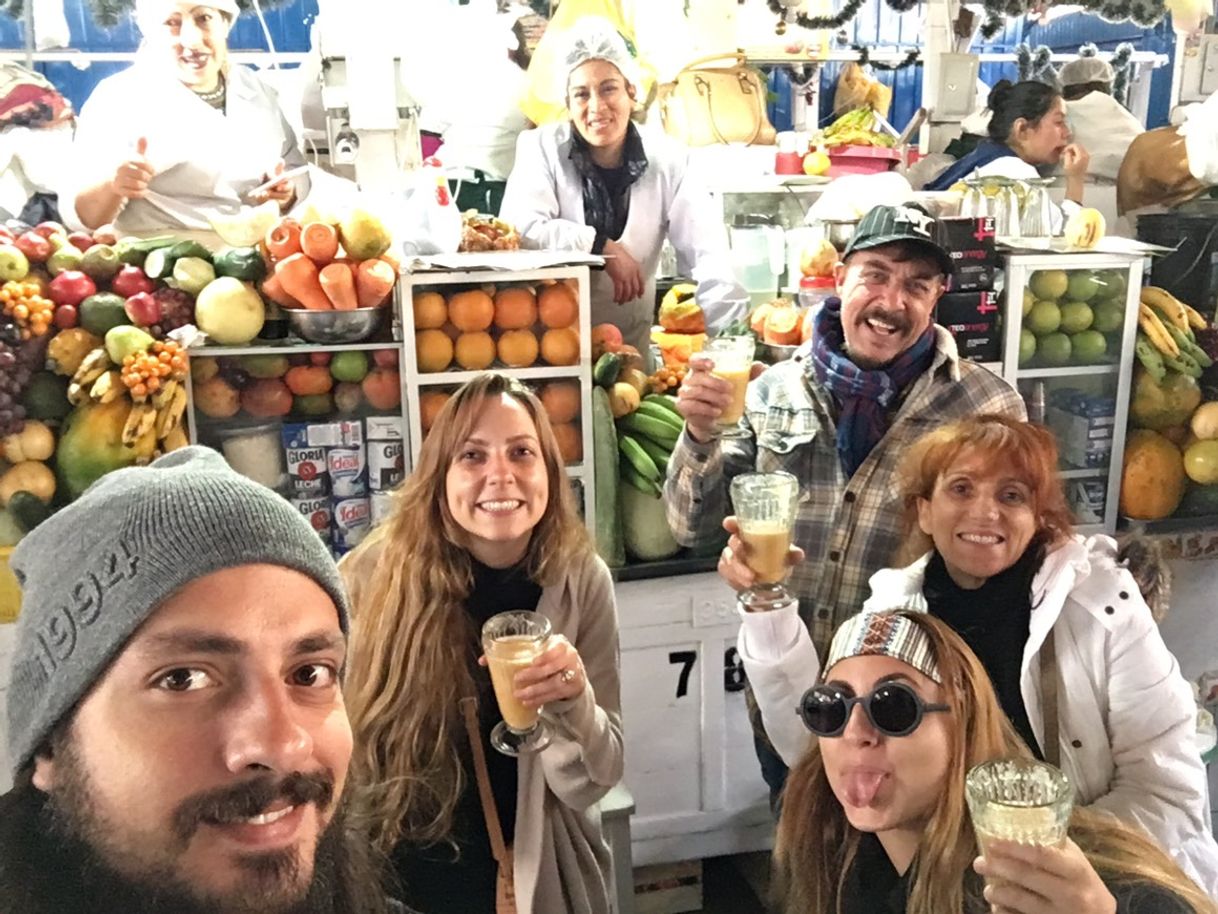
[191,348,402,424]
[650,284,707,372]
[1018,268,1126,368]
[749,298,815,351]
[821,107,896,148]
[412,280,581,373]
[459,211,521,253]
[1121,285,1218,522]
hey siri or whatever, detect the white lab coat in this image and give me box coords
[500,120,747,354]
[61,59,307,234]
[738,535,1218,898]
[1066,93,1144,183]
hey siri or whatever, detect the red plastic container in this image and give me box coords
[826,145,902,178]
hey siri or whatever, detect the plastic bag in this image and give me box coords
[397,159,462,257]
[833,63,891,118]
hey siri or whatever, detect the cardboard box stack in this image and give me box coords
[933,217,1001,363]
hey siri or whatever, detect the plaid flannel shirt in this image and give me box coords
[665,327,1026,656]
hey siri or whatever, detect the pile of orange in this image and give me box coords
[411,282,583,373]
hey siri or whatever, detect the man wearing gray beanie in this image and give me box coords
[0,446,403,914]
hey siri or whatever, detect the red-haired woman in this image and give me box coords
[739,415,1218,897]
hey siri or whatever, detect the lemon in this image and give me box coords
[802,151,831,176]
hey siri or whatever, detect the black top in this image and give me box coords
[838,831,1195,914]
[923,546,1044,759]
[568,121,648,255]
[391,559,542,914]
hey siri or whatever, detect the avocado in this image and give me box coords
[239,354,290,379]
[22,371,70,421]
[79,292,128,337]
[294,393,333,416]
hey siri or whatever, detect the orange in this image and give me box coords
[551,422,583,464]
[448,289,494,332]
[540,381,581,424]
[493,287,538,330]
[538,283,579,328]
[498,329,540,368]
[540,327,580,366]
[415,328,454,373]
[455,331,496,370]
[419,390,451,431]
[412,291,447,330]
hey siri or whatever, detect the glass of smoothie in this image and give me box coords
[729,471,800,596]
[481,610,554,756]
[966,759,1074,889]
[702,335,756,439]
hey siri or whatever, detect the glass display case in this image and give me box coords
[1000,251,1145,533]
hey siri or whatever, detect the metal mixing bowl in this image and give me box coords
[287,307,386,344]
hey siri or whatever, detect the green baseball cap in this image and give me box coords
[842,204,953,277]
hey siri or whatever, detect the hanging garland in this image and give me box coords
[979,0,1166,39]
[1109,41,1136,106]
[853,45,921,70]
[1015,42,1059,85]
[83,0,294,28]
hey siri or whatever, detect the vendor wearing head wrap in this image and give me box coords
[500,17,747,357]
[65,0,308,234]
[1060,55,1145,183]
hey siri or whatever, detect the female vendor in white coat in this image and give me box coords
[65,0,306,233]
[734,415,1218,897]
[500,18,747,356]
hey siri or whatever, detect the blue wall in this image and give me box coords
[0,0,316,111]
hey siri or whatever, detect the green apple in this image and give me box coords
[330,350,370,383]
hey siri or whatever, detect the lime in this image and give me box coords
[1065,271,1102,302]
[1025,300,1061,335]
[1019,329,1037,365]
[1184,440,1218,484]
[1029,270,1069,301]
[1095,269,1127,301]
[1092,301,1124,333]
[1022,289,1035,317]
[1039,332,1072,366]
[1059,301,1093,334]
[330,350,370,383]
[1070,329,1107,362]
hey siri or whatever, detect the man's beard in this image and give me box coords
[37,738,353,914]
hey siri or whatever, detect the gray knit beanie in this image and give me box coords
[6,445,350,778]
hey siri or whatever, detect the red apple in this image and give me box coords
[48,270,97,307]
[0,226,16,244]
[309,352,332,367]
[32,220,66,240]
[111,264,154,298]
[124,291,161,327]
[91,226,119,246]
[67,231,95,252]
[15,231,51,264]
[372,349,399,368]
[53,304,78,329]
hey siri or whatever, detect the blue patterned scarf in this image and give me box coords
[811,298,936,478]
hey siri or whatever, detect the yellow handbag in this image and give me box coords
[659,53,777,147]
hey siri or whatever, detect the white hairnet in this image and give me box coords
[1060,56,1115,87]
[134,0,240,32]
[555,16,641,100]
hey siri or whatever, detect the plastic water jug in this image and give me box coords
[730,215,785,306]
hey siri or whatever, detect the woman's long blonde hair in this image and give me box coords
[344,373,590,852]
[773,612,1217,914]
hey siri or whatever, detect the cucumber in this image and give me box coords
[168,240,213,263]
[114,235,176,266]
[593,352,622,388]
[143,247,174,280]
[591,387,625,567]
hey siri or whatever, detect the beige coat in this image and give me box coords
[341,544,623,913]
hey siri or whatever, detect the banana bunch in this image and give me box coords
[67,348,115,406]
[1138,286,1212,378]
[823,107,895,148]
[123,379,188,447]
[616,395,684,496]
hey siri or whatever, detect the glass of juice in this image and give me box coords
[702,335,756,439]
[966,759,1074,889]
[481,611,553,757]
[729,471,800,592]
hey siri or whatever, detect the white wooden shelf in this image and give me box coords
[1016,364,1120,379]
[415,365,583,386]
[199,341,398,357]
[1059,467,1108,480]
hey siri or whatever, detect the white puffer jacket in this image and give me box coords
[738,535,1218,898]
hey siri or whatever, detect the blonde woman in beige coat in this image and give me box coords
[341,372,623,913]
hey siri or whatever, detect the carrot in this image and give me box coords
[275,253,331,310]
[300,222,339,265]
[265,218,302,262]
[355,258,396,308]
[319,262,358,311]
[260,271,300,309]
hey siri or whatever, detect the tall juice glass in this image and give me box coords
[702,336,755,439]
[966,759,1074,889]
[730,471,800,592]
[482,611,553,756]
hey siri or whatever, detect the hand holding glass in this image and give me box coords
[482,611,553,756]
[701,336,755,439]
[730,471,800,591]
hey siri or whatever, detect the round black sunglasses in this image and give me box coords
[798,680,950,738]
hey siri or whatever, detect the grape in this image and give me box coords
[153,287,195,333]
[0,326,41,436]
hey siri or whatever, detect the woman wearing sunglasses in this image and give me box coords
[741,415,1218,896]
[774,609,1215,914]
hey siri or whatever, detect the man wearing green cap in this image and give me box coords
[665,203,1024,801]
[0,447,401,913]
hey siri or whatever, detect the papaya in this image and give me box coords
[56,399,158,501]
[1119,429,1186,521]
